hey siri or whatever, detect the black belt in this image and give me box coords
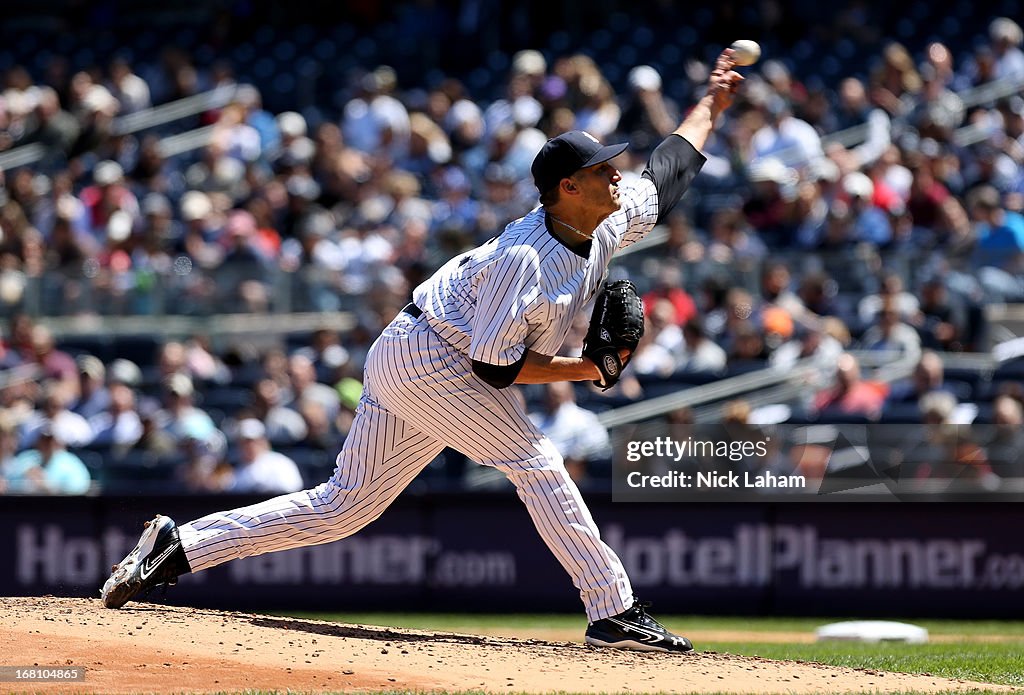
[402,303,423,318]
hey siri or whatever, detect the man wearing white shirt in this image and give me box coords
[529,382,611,481]
[230,419,303,494]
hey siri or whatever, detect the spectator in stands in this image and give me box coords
[218,209,273,313]
[177,433,233,493]
[794,272,835,323]
[3,424,90,495]
[68,70,119,155]
[134,400,177,456]
[646,297,684,355]
[159,373,221,448]
[476,163,532,242]
[886,350,950,406]
[297,398,339,452]
[906,158,953,238]
[107,57,151,115]
[20,380,92,449]
[230,418,303,494]
[28,324,77,393]
[79,161,139,244]
[858,270,920,325]
[250,378,307,445]
[259,346,291,391]
[210,103,262,165]
[234,85,279,157]
[184,334,230,384]
[108,358,143,391]
[619,65,679,151]
[966,186,1024,295]
[342,65,410,160]
[989,18,1024,82]
[906,391,996,487]
[643,264,696,328]
[769,323,844,389]
[750,96,823,172]
[334,377,362,439]
[859,300,923,362]
[88,380,143,449]
[717,287,758,355]
[727,321,769,369]
[910,64,965,142]
[839,172,892,246]
[574,71,620,141]
[924,42,969,92]
[528,382,611,483]
[286,353,340,421]
[430,166,480,241]
[679,317,727,372]
[0,412,19,493]
[742,158,799,246]
[985,394,1024,480]
[72,355,110,419]
[812,352,888,418]
[157,341,189,382]
[869,42,922,118]
[829,77,892,173]
[706,207,767,265]
[915,277,969,351]
[760,261,804,325]
[718,399,768,474]
[22,86,80,158]
[629,314,678,378]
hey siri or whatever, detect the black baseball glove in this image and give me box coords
[582,279,645,390]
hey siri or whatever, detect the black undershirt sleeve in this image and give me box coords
[472,351,529,389]
[641,134,707,221]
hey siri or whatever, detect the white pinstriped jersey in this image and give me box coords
[413,177,660,367]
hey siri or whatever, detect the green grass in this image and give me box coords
[699,640,1024,688]
[274,612,1024,688]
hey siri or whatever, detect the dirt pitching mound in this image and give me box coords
[0,597,1008,694]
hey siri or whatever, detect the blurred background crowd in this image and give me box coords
[0,0,1022,496]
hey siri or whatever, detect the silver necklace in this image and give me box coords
[547,213,593,241]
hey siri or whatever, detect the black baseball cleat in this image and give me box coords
[100,515,191,609]
[585,600,694,653]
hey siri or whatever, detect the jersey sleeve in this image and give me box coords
[468,244,541,366]
[614,176,660,251]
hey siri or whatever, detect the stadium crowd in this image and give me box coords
[1,7,1023,494]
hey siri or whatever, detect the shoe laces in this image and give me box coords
[632,596,653,620]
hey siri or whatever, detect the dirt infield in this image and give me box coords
[0,597,1010,694]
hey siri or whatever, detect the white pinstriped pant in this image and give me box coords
[178,311,633,621]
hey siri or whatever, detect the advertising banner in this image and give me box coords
[2,495,1021,617]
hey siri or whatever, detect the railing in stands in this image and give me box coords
[0,84,239,171]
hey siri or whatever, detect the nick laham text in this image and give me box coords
[626,471,807,489]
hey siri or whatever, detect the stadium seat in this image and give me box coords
[111,335,162,367]
[879,403,923,424]
[197,387,252,415]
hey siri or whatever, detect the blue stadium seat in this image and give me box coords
[57,336,110,362]
[110,335,161,367]
[879,403,923,424]
[994,359,1024,380]
[198,387,252,415]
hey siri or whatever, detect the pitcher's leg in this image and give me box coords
[180,395,444,572]
[368,335,633,621]
[496,438,633,622]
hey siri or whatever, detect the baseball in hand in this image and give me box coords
[730,40,761,66]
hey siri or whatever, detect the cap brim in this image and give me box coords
[582,142,628,168]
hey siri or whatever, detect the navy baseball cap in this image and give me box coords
[531,130,628,195]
